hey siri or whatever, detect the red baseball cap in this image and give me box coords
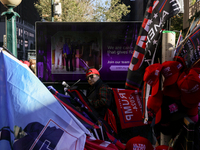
[155,108,162,125]
[177,68,200,105]
[163,83,181,100]
[161,61,183,87]
[173,56,187,69]
[143,63,163,96]
[155,145,175,150]
[86,68,100,77]
[152,96,186,126]
[147,91,163,114]
[177,68,200,93]
[125,136,154,150]
[181,96,199,108]
[23,60,30,67]
[186,105,199,116]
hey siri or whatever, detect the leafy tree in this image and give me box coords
[170,13,186,42]
[34,0,130,22]
[92,0,130,22]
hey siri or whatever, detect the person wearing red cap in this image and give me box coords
[86,68,113,118]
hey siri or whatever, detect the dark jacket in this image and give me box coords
[86,79,113,118]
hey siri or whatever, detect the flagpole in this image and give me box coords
[175,30,182,48]
[175,17,196,60]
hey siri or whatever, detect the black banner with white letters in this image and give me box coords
[126,0,180,90]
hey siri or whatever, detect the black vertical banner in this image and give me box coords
[125,0,181,90]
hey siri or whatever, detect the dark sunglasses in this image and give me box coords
[86,74,94,80]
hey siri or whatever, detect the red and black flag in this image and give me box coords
[175,25,200,68]
[125,0,181,90]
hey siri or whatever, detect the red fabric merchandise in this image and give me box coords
[104,108,118,134]
[187,105,199,116]
[125,135,154,150]
[147,90,163,114]
[85,136,118,150]
[181,97,199,108]
[161,61,183,87]
[155,145,175,150]
[177,68,200,106]
[153,96,186,127]
[86,68,100,76]
[163,82,181,100]
[186,106,199,123]
[143,63,163,96]
[112,88,144,129]
[173,56,187,69]
[147,91,163,125]
[155,108,162,125]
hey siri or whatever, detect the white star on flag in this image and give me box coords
[153,13,158,19]
[148,19,153,25]
[153,39,157,45]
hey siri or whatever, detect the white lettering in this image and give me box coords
[122,99,129,105]
[124,106,132,114]
[119,93,127,99]
[126,114,133,121]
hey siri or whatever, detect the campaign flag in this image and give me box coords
[175,25,200,67]
[174,31,184,56]
[0,49,90,150]
[112,88,145,129]
[125,0,181,90]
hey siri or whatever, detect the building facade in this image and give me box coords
[0,0,41,60]
[183,0,200,29]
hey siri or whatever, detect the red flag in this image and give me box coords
[112,88,145,129]
[85,136,118,150]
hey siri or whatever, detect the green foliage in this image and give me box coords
[170,13,185,40]
[92,0,130,22]
[34,0,130,22]
[191,0,197,5]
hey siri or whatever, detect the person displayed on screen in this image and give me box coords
[80,39,92,66]
[63,38,74,71]
[91,38,100,70]
[85,68,113,118]
[55,36,63,69]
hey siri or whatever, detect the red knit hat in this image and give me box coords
[86,68,100,77]
[125,136,154,150]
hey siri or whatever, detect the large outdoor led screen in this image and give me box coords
[36,22,141,83]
